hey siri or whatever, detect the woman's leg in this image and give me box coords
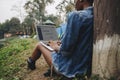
[30,45,41,61]
[35,43,52,67]
[28,42,53,70]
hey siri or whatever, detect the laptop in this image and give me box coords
[36,25,58,41]
[36,25,58,51]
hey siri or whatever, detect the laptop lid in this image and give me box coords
[36,25,58,41]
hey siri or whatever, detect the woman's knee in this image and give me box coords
[36,42,42,49]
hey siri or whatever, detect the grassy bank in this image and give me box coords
[0,38,38,80]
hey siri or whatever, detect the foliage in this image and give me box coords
[43,14,62,27]
[65,3,74,13]
[22,16,35,35]
[24,0,54,22]
[23,0,55,35]
[0,38,34,80]
[9,17,21,34]
[0,17,21,34]
[56,0,74,14]
[0,43,4,48]
[0,20,10,33]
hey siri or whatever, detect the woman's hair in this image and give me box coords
[81,0,94,4]
[87,0,94,3]
[81,0,94,5]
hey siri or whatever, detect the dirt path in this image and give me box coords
[23,56,51,80]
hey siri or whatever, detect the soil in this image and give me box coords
[22,56,52,80]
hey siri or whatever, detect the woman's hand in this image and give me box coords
[48,40,60,51]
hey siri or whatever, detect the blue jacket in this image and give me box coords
[52,6,93,78]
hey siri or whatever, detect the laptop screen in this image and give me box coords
[36,25,58,41]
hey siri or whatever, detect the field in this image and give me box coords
[0,38,50,80]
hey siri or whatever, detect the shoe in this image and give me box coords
[27,57,36,70]
[43,69,57,77]
[44,69,51,77]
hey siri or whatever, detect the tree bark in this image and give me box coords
[93,0,120,79]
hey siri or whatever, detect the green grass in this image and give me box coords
[0,38,38,80]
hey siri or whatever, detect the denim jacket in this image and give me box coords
[52,6,93,78]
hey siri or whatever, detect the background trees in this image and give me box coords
[0,20,10,33]
[24,0,54,23]
[56,0,74,14]
[43,14,62,27]
[0,17,21,35]
[9,17,21,34]
[22,15,35,35]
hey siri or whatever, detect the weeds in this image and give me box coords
[0,38,36,80]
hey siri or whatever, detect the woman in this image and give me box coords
[27,0,94,79]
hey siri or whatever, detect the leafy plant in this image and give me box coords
[0,38,36,80]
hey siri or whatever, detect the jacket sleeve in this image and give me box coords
[59,12,84,57]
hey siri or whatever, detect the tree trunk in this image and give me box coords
[93,0,120,79]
